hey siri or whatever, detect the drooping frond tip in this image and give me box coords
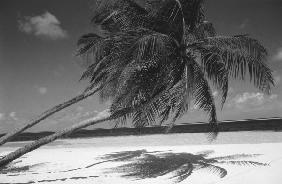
[201,35,274,94]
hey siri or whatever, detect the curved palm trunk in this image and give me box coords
[0,89,98,146]
[0,110,111,167]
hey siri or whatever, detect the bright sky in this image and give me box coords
[0,0,282,133]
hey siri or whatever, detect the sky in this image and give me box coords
[0,0,282,133]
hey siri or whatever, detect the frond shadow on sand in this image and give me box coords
[0,149,268,183]
[99,149,268,183]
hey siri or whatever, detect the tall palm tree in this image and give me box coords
[0,0,274,167]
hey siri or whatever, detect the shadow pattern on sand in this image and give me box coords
[100,149,268,183]
[0,150,268,183]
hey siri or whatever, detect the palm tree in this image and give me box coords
[77,0,273,129]
[100,149,268,183]
[0,0,274,167]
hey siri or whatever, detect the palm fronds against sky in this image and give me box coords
[1,0,282,133]
[77,0,274,130]
[100,149,268,183]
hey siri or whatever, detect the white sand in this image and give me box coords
[1,133,282,184]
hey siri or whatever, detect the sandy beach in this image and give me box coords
[1,132,282,184]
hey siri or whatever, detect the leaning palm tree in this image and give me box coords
[0,0,274,167]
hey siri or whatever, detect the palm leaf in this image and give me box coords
[191,59,217,124]
[76,32,104,60]
[180,0,205,31]
[197,46,229,107]
[109,30,181,127]
[196,21,216,38]
[154,0,185,44]
[169,58,194,122]
[92,0,148,28]
[80,29,157,94]
[200,35,274,94]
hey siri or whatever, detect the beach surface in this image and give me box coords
[1,131,282,184]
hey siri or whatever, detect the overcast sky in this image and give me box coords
[1,0,282,133]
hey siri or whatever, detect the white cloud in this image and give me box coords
[272,48,282,62]
[271,71,281,85]
[228,92,278,110]
[0,113,5,121]
[96,109,110,118]
[76,106,84,112]
[54,107,100,123]
[53,65,66,77]
[228,87,234,94]
[212,91,218,97]
[270,94,278,99]
[274,75,281,85]
[18,11,68,40]
[236,93,263,104]
[239,19,249,29]
[37,87,47,95]
[9,112,18,121]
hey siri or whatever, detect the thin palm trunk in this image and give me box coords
[0,110,111,167]
[0,89,99,146]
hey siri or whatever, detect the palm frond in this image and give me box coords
[201,35,274,94]
[197,47,229,107]
[184,20,216,44]
[156,56,218,133]
[191,59,218,136]
[154,0,185,44]
[169,58,194,122]
[196,21,216,38]
[92,0,148,26]
[76,32,104,59]
[191,59,217,124]
[80,29,156,93]
[180,0,205,31]
[109,31,181,127]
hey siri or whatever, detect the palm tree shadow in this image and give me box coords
[0,161,44,175]
[100,149,268,183]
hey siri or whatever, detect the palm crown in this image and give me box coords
[77,0,274,131]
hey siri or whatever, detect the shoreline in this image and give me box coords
[1,117,282,142]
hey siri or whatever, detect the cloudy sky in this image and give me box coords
[0,0,282,133]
